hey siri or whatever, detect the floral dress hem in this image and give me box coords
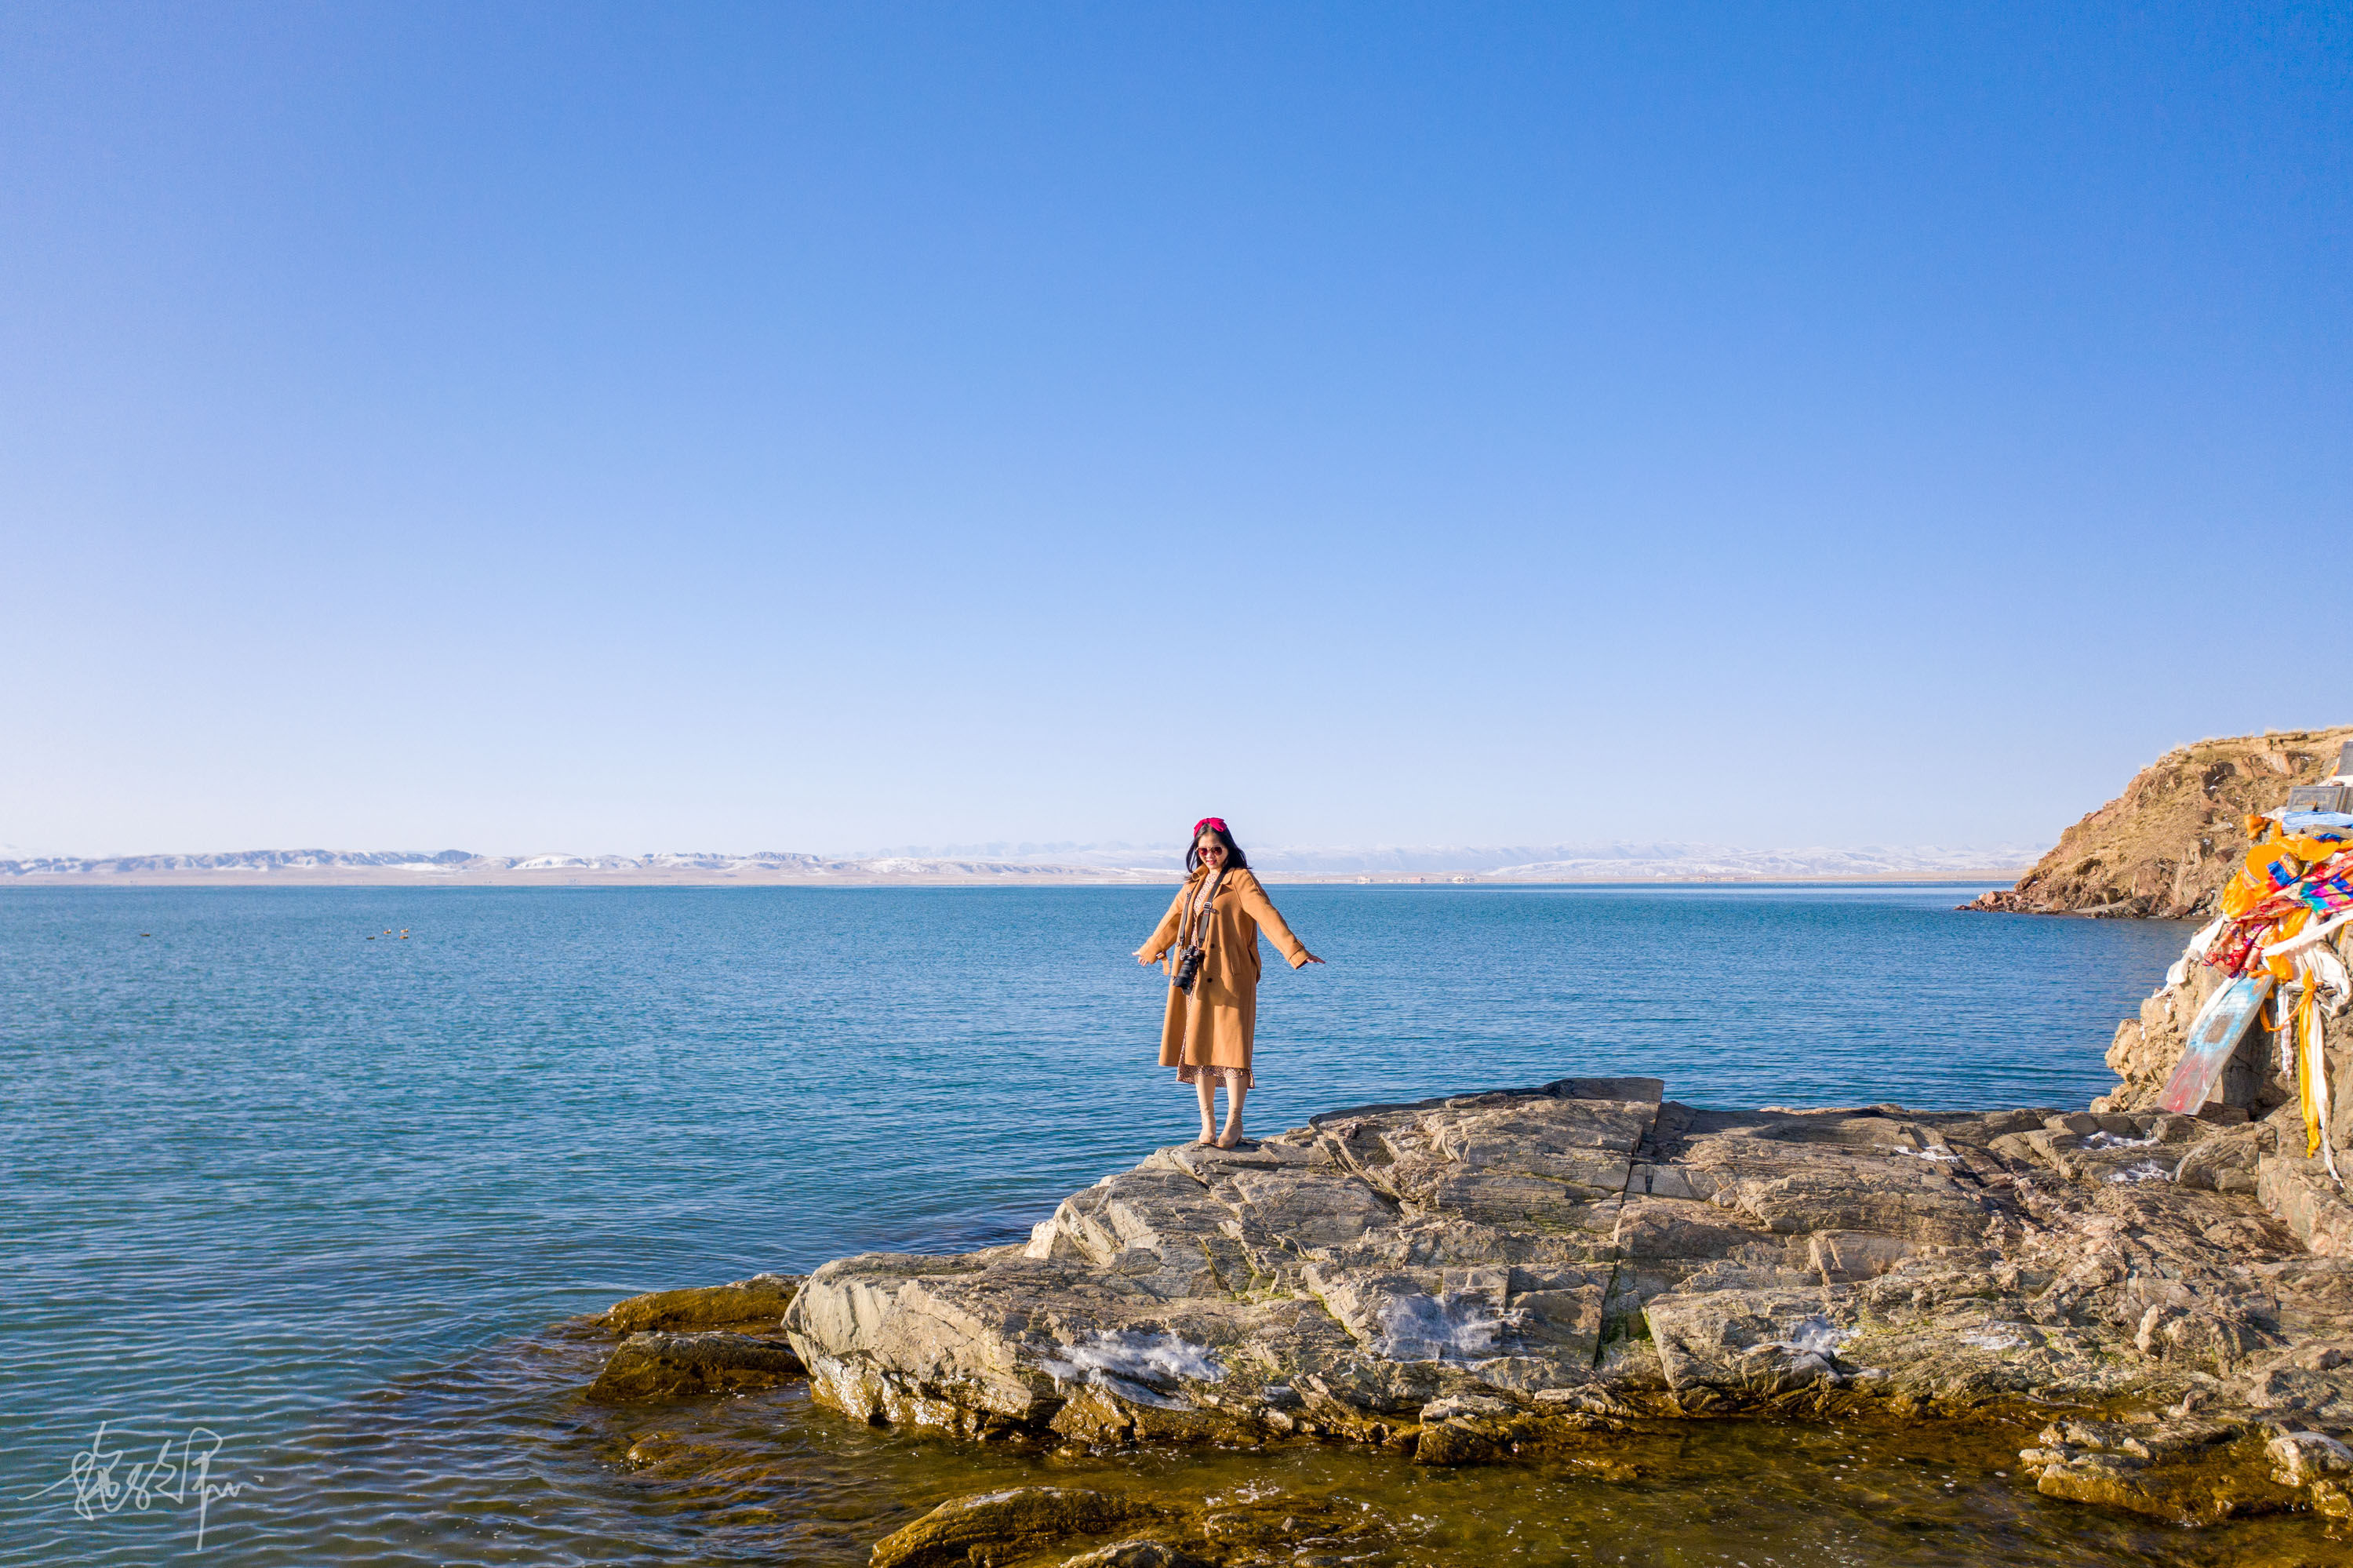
[1176,1064,1253,1090]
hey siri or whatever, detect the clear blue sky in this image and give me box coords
[2,3,2345,857]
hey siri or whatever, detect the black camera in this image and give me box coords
[1171,948,1206,994]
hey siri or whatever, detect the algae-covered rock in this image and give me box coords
[2017,1417,2298,1523]
[868,1486,1162,1568]
[1055,1540,1215,1568]
[589,1330,805,1400]
[603,1271,802,1333]
[1410,1392,1545,1465]
[865,1476,1507,1564]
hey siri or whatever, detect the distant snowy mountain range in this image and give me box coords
[898,841,2048,878]
[0,841,2042,881]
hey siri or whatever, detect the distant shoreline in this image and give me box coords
[0,868,2031,889]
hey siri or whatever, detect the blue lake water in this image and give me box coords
[2,882,2205,1565]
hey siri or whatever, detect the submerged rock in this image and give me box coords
[602,1271,803,1333]
[589,1329,806,1400]
[2016,1415,2290,1523]
[1056,1541,1216,1568]
[867,1482,1403,1567]
[870,1486,1167,1568]
[777,1074,2353,1523]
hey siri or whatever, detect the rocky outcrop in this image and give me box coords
[774,1075,2353,1523]
[580,945,2353,1533]
[1964,727,2352,918]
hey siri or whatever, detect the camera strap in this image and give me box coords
[1179,867,1227,958]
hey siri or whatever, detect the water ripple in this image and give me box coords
[3,883,2202,1563]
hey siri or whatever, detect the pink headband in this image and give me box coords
[1194,817,1228,839]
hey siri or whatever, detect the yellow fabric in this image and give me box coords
[2300,984,2326,1159]
[1138,868,1313,1077]
[2249,842,2307,890]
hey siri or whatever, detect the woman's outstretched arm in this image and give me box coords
[1235,873,1324,967]
[1135,886,1187,966]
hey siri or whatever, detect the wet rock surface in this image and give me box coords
[587,1272,809,1399]
[602,1271,803,1333]
[869,1486,1172,1567]
[775,1075,2353,1524]
[580,1366,2342,1563]
[590,1328,807,1400]
[865,1481,1413,1567]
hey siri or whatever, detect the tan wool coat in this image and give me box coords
[1138,867,1313,1082]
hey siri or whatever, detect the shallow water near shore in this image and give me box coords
[11,880,2320,1563]
[256,1322,2350,1566]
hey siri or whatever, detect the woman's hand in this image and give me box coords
[1135,948,1159,966]
[1301,952,1326,965]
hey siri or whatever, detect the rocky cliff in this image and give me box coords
[1965,727,2353,919]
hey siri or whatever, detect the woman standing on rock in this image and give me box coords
[1135,818,1324,1148]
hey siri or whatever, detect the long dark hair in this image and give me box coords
[1186,819,1249,874]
